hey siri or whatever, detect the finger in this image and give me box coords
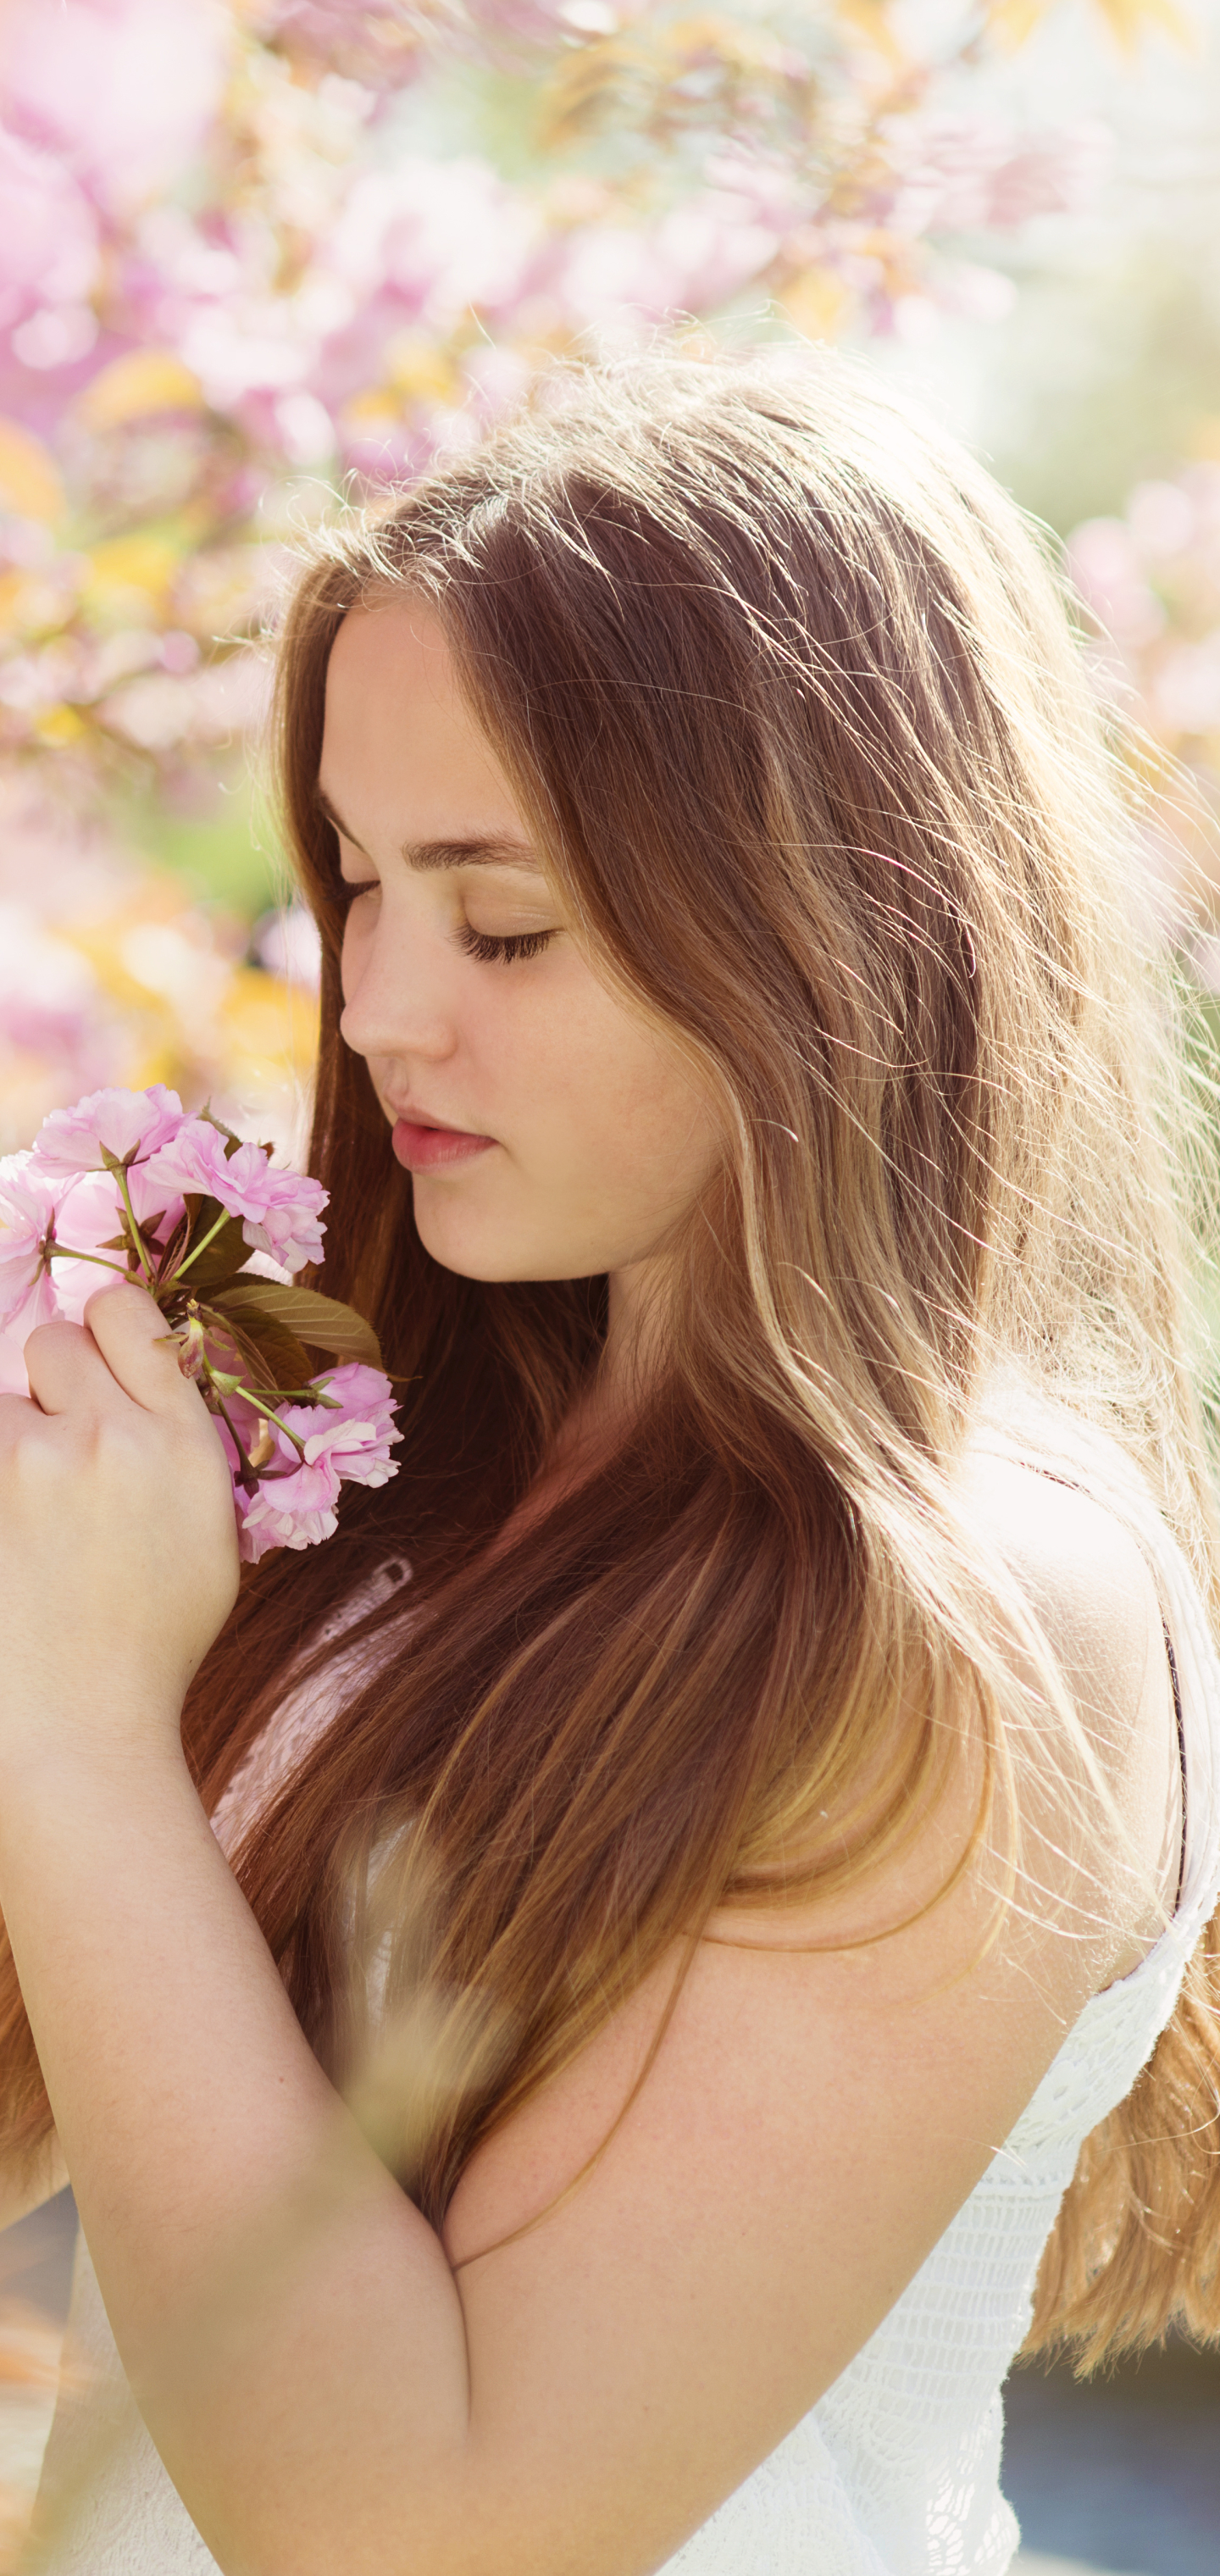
[21,1319,115,1419]
[82,1282,199,1419]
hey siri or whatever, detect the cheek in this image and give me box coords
[338,919,366,1010]
[613,1041,723,1204]
[409,962,724,1284]
[517,972,721,1202]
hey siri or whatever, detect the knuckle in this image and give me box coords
[25,1319,85,1360]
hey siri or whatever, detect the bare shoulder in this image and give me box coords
[956,1446,1168,1757]
[956,1446,1179,1966]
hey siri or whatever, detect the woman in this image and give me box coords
[1,347,1218,2576]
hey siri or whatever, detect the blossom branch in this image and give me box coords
[0,1088,399,1563]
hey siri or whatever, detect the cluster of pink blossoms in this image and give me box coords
[0,1084,400,1562]
[215,1363,402,1563]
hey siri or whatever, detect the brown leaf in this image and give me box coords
[172,1209,251,1292]
[224,1311,314,1395]
[215,1280,383,1369]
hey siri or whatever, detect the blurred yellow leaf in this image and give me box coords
[83,530,182,621]
[781,269,851,341]
[220,965,318,1088]
[385,336,459,405]
[1090,0,1195,38]
[171,543,266,640]
[341,388,404,432]
[0,573,80,641]
[0,419,64,525]
[987,0,1194,42]
[665,13,789,69]
[541,32,649,147]
[831,0,906,65]
[76,351,205,431]
[31,707,86,747]
[541,13,796,152]
[985,0,1050,38]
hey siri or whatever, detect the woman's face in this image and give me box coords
[321,598,723,1287]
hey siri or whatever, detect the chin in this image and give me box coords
[412,1205,577,1285]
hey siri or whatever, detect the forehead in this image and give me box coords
[319,597,531,857]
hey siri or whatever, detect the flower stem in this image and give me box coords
[233,1383,338,1406]
[114,1167,157,1287]
[211,1391,260,1495]
[202,1368,311,1458]
[165,1206,233,1287]
[229,1385,310,1455]
[47,1246,134,1277]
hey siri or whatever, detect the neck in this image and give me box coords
[602,1256,669,1407]
[542,1255,669,1488]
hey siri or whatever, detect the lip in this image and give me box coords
[391,1114,496,1174]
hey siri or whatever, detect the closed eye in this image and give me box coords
[458,926,557,964]
[336,878,380,911]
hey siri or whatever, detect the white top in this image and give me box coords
[27,1419,1220,2576]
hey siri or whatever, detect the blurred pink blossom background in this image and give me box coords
[0,0,1212,1163]
[0,6,1217,2549]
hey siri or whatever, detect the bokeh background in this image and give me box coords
[3,0,1220,1175]
[1,0,1219,2568]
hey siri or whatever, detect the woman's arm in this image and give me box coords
[0,1288,1173,2576]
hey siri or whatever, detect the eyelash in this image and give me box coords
[336,884,554,966]
[458,925,556,965]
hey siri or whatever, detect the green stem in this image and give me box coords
[231,1385,310,1455]
[114,1167,156,1287]
[164,1206,233,1287]
[47,1246,134,1279]
[204,1370,310,1457]
[230,1383,340,1407]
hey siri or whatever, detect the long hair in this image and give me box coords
[5,347,1219,2363]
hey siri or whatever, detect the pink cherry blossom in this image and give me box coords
[8,1078,393,1557]
[884,116,1110,242]
[0,128,99,326]
[291,1363,402,1482]
[32,1083,187,1174]
[46,1163,186,1322]
[221,1361,402,1563]
[0,902,118,1149]
[142,1118,328,1271]
[328,158,539,336]
[229,1446,342,1562]
[0,0,227,219]
[0,1152,65,1338]
[44,1163,129,1321]
[262,0,426,87]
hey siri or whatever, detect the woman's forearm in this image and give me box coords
[0,1722,476,2575]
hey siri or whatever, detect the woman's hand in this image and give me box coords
[0,1282,240,1760]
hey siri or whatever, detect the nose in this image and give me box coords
[338,907,458,1069]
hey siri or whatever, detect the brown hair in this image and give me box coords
[5,347,1220,2362]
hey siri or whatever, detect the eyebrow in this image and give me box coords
[314,785,543,874]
